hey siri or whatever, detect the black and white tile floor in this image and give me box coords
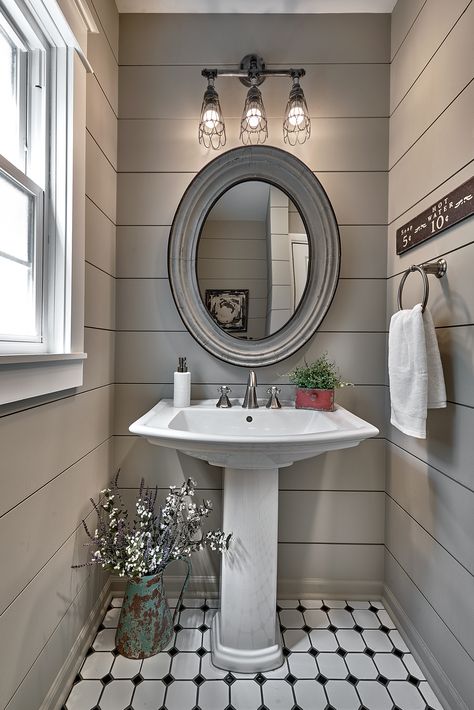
[64,597,444,710]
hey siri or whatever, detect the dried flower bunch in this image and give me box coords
[288,353,351,390]
[78,473,231,578]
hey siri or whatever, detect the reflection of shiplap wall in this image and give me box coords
[385,2,474,708]
[198,219,268,339]
[117,13,389,596]
[266,187,292,334]
[0,1,118,708]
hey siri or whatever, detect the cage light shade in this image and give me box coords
[283,78,311,145]
[240,84,268,145]
[199,81,226,149]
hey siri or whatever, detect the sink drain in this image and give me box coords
[246,416,253,422]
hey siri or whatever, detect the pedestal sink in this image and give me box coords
[130,399,379,673]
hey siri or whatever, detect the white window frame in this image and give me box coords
[0,0,96,406]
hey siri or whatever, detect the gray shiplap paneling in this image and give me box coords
[119,13,390,65]
[390,0,426,60]
[86,196,116,277]
[390,0,470,111]
[387,441,474,574]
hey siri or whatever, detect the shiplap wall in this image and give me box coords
[385,2,474,709]
[0,2,118,708]
[116,13,389,596]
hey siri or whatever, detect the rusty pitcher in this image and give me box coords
[115,560,191,659]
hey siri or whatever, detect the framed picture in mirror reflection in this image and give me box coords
[205,289,249,332]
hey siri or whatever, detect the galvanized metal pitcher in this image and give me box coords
[115,560,191,659]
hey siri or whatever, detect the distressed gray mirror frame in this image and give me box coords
[168,146,341,367]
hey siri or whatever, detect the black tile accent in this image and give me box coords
[345,605,354,613]
[293,706,303,710]
[73,674,81,685]
[392,648,404,658]
[255,673,266,685]
[201,603,210,612]
[328,624,337,633]
[86,647,94,657]
[369,605,379,614]
[316,673,328,685]
[347,674,358,686]
[258,706,270,710]
[297,604,306,613]
[97,623,105,632]
[168,647,179,657]
[91,706,100,710]
[197,646,208,657]
[224,706,236,710]
[321,604,330,612]
[302,625,311,634]
[364,648,375,658]
[174,623,183,632]
[101,673,113,685]
[280,625,287,633]
[112,648,120,657]
[194,673,205,686]
[377,674,388,686]
[163,673,174,686]
[198,624,209,633]
[408,674,420,686]
[180,603,186,611]
[132,674,143,686]
[282,647,291,657]
[285,673,297,686]
[380,625,390,634]
[336,647,347,658]
[353,624,363,634]
[309,647,318,657]
[224,672,236,685]
[276,605,282,612]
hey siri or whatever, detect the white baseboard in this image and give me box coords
[278,577,383,599]
[40,578,112,710]
[383,585,468,710]
[111,574,383,601]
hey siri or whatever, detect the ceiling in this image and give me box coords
[115,0,396,13]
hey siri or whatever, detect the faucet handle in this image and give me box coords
[216,386,232,408]
[266,386,282,409]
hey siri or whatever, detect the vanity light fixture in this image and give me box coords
[198,70,226,149]
[199,55,311,149]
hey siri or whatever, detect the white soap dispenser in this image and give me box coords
[173,357,191,408]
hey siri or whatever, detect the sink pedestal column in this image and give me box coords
[211,467,283,673]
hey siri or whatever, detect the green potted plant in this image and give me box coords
[288,353,350,411]
[75,474,230,659]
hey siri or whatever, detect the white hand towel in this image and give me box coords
[388,304,446,439]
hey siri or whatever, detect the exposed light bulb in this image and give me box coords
[203,108,219,129]
[246,107,262,129]
[288,105,304,127]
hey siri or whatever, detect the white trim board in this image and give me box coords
[115,0,397,13]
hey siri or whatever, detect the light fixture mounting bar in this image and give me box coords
[202,54,305,88]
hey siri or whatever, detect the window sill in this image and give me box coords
[0,352,87,405]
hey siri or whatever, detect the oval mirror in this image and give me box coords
[169,146,340,367]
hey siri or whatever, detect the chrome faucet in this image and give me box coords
[242,370,259,409]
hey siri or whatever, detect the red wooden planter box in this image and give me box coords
[295,387,335,411]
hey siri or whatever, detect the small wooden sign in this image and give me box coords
[396,176,474,254]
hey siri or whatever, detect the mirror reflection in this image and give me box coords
[197,181,309,340]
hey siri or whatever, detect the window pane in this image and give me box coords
[0,256,36,337]
[0,170,32,262]
[0,21,22,169]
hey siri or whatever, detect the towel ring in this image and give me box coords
[397,259,447,313]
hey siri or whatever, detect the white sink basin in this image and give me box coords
[130,398,379,673]
[129,398,379,469]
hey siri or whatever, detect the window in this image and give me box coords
[0,0,89,404]
[0,4,46,353]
